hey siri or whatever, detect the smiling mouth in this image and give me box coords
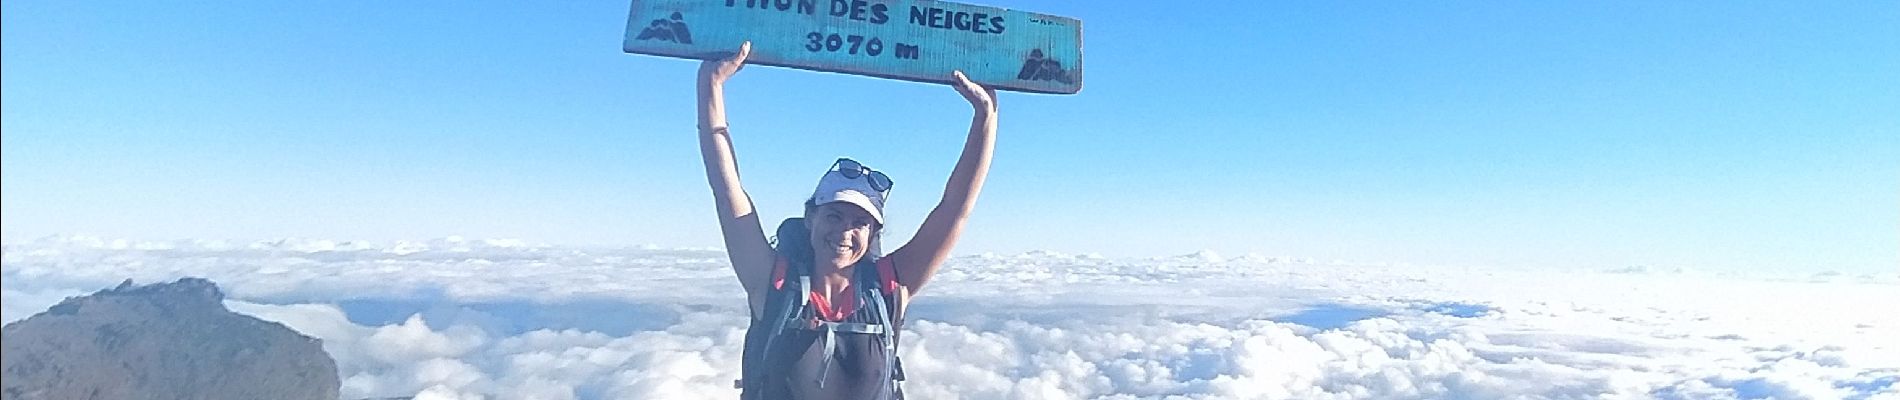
[823,240,851,253]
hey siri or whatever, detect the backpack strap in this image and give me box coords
[772,256,787,290]
[874,257,906,326]
[737,250,810,396]
[762,258,805,364]
[741,217,821,397]
[876,257,901,296]
[859,255,907,396]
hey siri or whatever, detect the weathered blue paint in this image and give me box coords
[624,0,1083,94]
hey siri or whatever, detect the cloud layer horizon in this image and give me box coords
[5,236,1895,399]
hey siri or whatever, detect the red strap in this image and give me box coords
[772,256,788,290]
[876,257,900,294]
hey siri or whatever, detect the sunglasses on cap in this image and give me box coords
[833,158,893,193]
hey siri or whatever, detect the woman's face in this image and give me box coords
[807,202,878,268]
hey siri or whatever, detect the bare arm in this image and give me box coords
[696,43,775,317]
[887,71,997,294]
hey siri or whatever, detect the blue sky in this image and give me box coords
[4,1,1895,273]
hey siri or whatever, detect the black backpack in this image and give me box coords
[737,217,905,399]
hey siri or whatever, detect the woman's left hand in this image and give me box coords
[951,70,997,113]
[699,41,751,86]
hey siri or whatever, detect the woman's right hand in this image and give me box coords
[698,41,751,85]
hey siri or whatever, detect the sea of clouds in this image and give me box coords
[3,235,1896,399]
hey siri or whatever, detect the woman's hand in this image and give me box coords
[697,42,749,131]
[699,41,752,86]
[951,70,997,113]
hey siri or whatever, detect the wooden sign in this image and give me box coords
[624,0,1083,94]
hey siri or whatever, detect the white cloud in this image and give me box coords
[6,238,1898,399]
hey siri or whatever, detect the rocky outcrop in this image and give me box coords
[2,278,339,400]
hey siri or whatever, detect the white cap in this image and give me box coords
[810,169,887,224]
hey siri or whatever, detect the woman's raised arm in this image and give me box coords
[696,42,775,316]
[887,70,998,294]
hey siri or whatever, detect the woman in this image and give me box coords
[696,42,996,399]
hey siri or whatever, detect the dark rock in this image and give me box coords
[2,278,340,400]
